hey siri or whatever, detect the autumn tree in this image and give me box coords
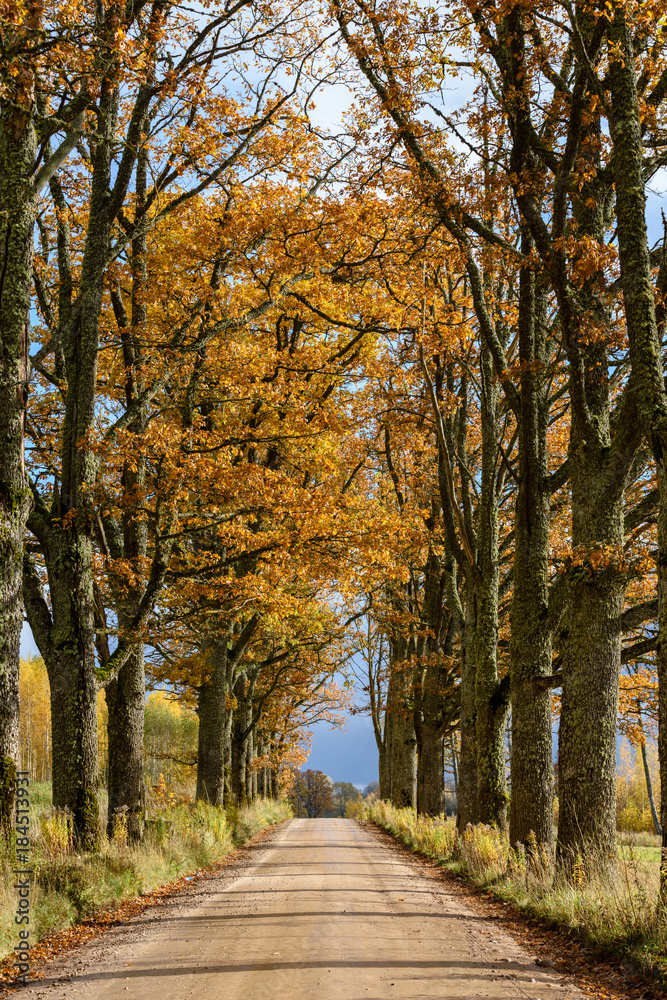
[332,781,361,816]
[289,769,334,818]
[0,0,92,834]
[21,0,333,845]
[327,0,667,864]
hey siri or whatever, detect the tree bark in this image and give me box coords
[390,707,416,809]
[557,462,625,859]
[417,718,445,816]
[195,641,232,806]
[604,3,667,896]
[106,646,145,840]
[231,672,248,805]
[509,245,555,852]
[0,49,36,835]
[457,581,479,830]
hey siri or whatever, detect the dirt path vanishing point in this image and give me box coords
[18,818,589,1000]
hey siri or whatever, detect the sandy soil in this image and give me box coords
[17,818,586,1000]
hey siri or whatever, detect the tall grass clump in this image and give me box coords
[361,800,667,980]
[0,786,291,961]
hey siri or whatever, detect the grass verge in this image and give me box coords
[359,799,667,987]
[0,786,290,961]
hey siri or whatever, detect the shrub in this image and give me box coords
[360,799,667,982]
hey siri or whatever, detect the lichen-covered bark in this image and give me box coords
[388,640,416,808]
[231,672,248,805]
[605,4,667,896]
[474,344,509,830]
[390,707,416,808]
[106,646,145,840]
[416,720,445,816]
[195,641,232,806]
[24,528,101,849]
[380,709,392,799]
[0,58,37,830]
[106,143,149,841]
[457,582,479,831]
[509,251,554,852]
[415,554,459,817]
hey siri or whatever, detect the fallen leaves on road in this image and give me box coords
[0,821,283,995]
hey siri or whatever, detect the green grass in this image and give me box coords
[0,786,291,960]
[362,799,667,985]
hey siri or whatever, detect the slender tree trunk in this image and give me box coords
[106,142,149,841]
[473,343,509,830]
[0,63,36,837]
[638,740,662,838]
[457,581,479,830]
[450,734,459,797]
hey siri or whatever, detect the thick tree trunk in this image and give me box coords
[231,673,248,805]
[660,477,667,901]
[0,81,36,835]
[24,526,101,848]
[417,719,445,816]
[557,462,625,860]
[605,4,667,901]
[509,252,554,852]
[390,708,416,808]
[195,642,231,806]
[106,645,145,840]
[387,638,416,809]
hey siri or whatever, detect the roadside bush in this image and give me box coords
[361,800,667,981]
[0,788,291,960]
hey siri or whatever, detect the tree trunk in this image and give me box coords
[509,247,554,852]
[230,673,248,805]
[378,740,388,800]
[390,708,416,809]
[23,526,101,848]
[457,585,479,831]
[474,343,509,830]
[106,645,145,840]
[387,638,416,809]
[0,72,36,836]
[417,718,445,816]
[557,461,625,860]
[106,142,149,841]
[195,642,231,806]
[639,740,661,838]
[604,3,667,902]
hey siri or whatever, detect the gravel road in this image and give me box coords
[20,818,585,1000]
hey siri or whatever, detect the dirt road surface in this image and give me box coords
[21,819,586,1000]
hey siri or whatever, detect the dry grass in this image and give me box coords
[362,800,667,981]
[0,784,290,959]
